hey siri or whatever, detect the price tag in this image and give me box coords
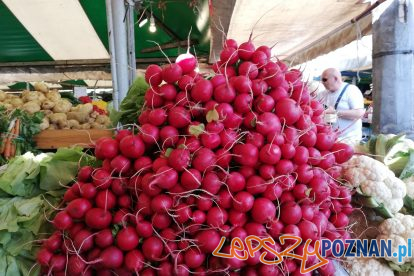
[74,86,88,97]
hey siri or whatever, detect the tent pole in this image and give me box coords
[126,0,137,86]
[105,0,119,110]
[372,0,414,138]
[111,0,129,108]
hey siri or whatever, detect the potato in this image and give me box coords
[10,98,23,107]
[0,91,5,101]
[37,92,46,103]
[39,117,50,130]
[96,115,111,126]
[53,99,72,113]
[47,124,57,130]
[22,102,41,114]
[6,94,17,99]
[68,119,81,129]
[80,123,91,129]
[90,111,99,119]
[78,103,93,114]
[42,110,53,116]
[22,90,39,102]
[34,82,49,93]
[48,113,67,124]
[66,112,90,123]
[46,90,61,102]
[57,119,68,129]
[41,100,55,110]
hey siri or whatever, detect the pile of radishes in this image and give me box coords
[37,38,355,275]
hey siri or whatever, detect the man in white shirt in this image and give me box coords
[319,68,365,145]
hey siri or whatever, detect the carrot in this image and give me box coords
[2,119,17,159]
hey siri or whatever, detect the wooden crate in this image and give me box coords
[34,129,113,149]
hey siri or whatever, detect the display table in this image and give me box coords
[34,129,113,149]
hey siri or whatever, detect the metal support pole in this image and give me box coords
[111,0,130,107]
[126,0,137,86]
[105,0,119,110]
[372,0,414,138]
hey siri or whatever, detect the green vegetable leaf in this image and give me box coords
[206,109,219,123]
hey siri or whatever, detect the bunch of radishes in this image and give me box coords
[37,38,355,275]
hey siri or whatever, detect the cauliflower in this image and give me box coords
[377,213,414,265]
[343,155,407,215]
[344,257,394,276]
[404,176,414,199]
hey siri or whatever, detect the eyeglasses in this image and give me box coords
[322,78,328,82]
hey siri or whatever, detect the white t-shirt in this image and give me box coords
[319,83,364,143]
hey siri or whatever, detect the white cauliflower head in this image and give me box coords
[343,155,407,214]
[344,257,394,276]
[377,213,414,265]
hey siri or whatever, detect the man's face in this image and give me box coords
[321,73,336,92]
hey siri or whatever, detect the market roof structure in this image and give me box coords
[0,0,381,88]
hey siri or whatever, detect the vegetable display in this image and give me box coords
[0,107,44,164]
[0,85,111,130]
[0,147,96,276]
[36,38,355,275]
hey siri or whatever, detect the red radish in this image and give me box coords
[181,168,202,190]
[256,112,281,136]
[226,172,246,192]
[300,130,317,147]
[191,79,213,102]
[254,94,275,113]
[142,237,163,261]
[176,53,197,74]
[145,64,162,86]
[151,194,173,213]
[259,143,281,165]
[148,109,167,126]
[233,143,258,167]
[234,94,253,114]
[136,220,153,238]
[251,197,276,223]
[251,79,269,95]
[315,133,335,151]
[149,166,178,190]
[95,229,114,248]
[228,210,248,227]
[159,126,179,148]
[331,142,354,164]
[168,148,191,172]
[251,50,268,67]
[74,229,94,252]
[159,84,178,100]
[85,208,112,229]
[78,166,94,182]
[192,148,216,172]
[207,207,228,227]
[49,254,66,272]
[162,63,182,84]
[125,250,144,272]
[214,83,236,103]
[110,155,131,174]
[238,41,255,60]
[53,211,73,230]
[184,249,206,269]
[234,75,252,94]
[275,98,302,125]
[238,61,259,79]
[66,198,92,219]
[264,183,283,201]
[100,246,124,269]
[95,190,116,210]
[37,248,53,266]
[119,135,145,159]
[220,47,239,65]
[201,172,222,194]
[280,202,302,225]
[116,226,139,251]
[167,106,191,128]
[197,195,213,211]
[196,230,220,254]
[95,138,118,160]
[224,38,238,49]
